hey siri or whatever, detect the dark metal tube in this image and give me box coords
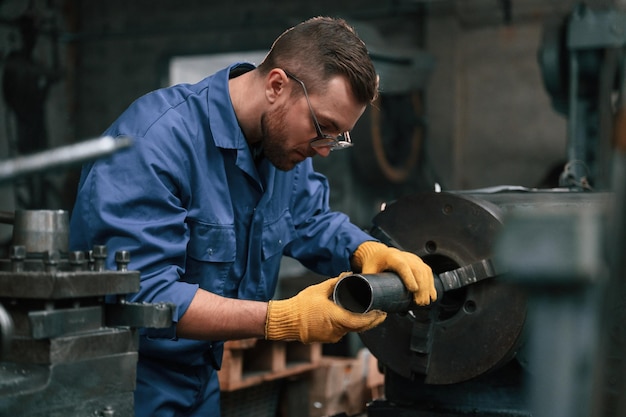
[333,272,414,313]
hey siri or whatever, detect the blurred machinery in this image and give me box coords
[538,3,626,190]
[354,189,610,417]
[344,3,626,417]
[0,137,176,416]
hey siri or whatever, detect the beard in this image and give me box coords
[260,104,310,171]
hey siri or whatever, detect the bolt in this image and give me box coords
[92,245,107,272]
[87,250,95,271]
[100,406,115,416]
[43,250,60,273]
[9,245,26,272]
[115,250,130,271]
[69,251,86,271]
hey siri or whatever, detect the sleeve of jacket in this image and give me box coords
[69,130,198,340]
[284,160,375,276]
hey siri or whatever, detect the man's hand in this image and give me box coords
[352,241,437,306]
[265,274,387,344]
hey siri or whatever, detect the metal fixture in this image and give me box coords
[0,210,175,416]
[357,189,611,416]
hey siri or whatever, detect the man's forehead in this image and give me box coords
[312,77,365,130]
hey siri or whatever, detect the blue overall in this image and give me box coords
[69,63,373,416]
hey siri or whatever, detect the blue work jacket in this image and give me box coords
[69,63,373,368]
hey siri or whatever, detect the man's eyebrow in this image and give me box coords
[318,113,341,132]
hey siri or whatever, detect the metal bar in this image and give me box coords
[29,306,103,339]
[105,301,175,329]
[0,136,132,184]
[0,270,140,299]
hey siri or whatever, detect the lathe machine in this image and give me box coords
[345,188,615,417]
[349,4,626,415]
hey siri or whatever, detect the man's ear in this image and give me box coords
[265,68,288,104]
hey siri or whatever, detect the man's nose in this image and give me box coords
[312,146,332,157]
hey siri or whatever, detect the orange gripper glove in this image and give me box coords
[265,274,387,344]
[352,241,437,306]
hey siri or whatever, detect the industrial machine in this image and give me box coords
[343,188,610,417]
[339,4,626,417]
[0,138,175,416]
[1,3,625,417]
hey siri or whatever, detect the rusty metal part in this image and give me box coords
[358,189,611,386]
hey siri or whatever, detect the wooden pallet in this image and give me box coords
[365,349,385,400]
[218,338,322,391]
[308,348,384,417]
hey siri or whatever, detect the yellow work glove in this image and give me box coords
[265,274,387,344]
[352,241,437,306]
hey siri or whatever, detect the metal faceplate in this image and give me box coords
[360,191,528,385]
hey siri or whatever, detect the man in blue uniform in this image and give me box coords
[69,16,437,417]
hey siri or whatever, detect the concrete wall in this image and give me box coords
[426,0,579,190]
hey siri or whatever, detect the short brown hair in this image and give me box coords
[257,16,378,104]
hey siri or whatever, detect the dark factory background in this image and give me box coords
[1,1,626,417]
[0,0,577,238]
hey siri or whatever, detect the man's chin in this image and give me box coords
[272,160,299,171]
[268,154,306,171]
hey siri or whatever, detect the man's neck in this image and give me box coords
[229,69,263,146]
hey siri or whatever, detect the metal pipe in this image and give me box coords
[0,135,132,184]
[333,258,500,313]
[333,272,446,313]
[333,272,412,313]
